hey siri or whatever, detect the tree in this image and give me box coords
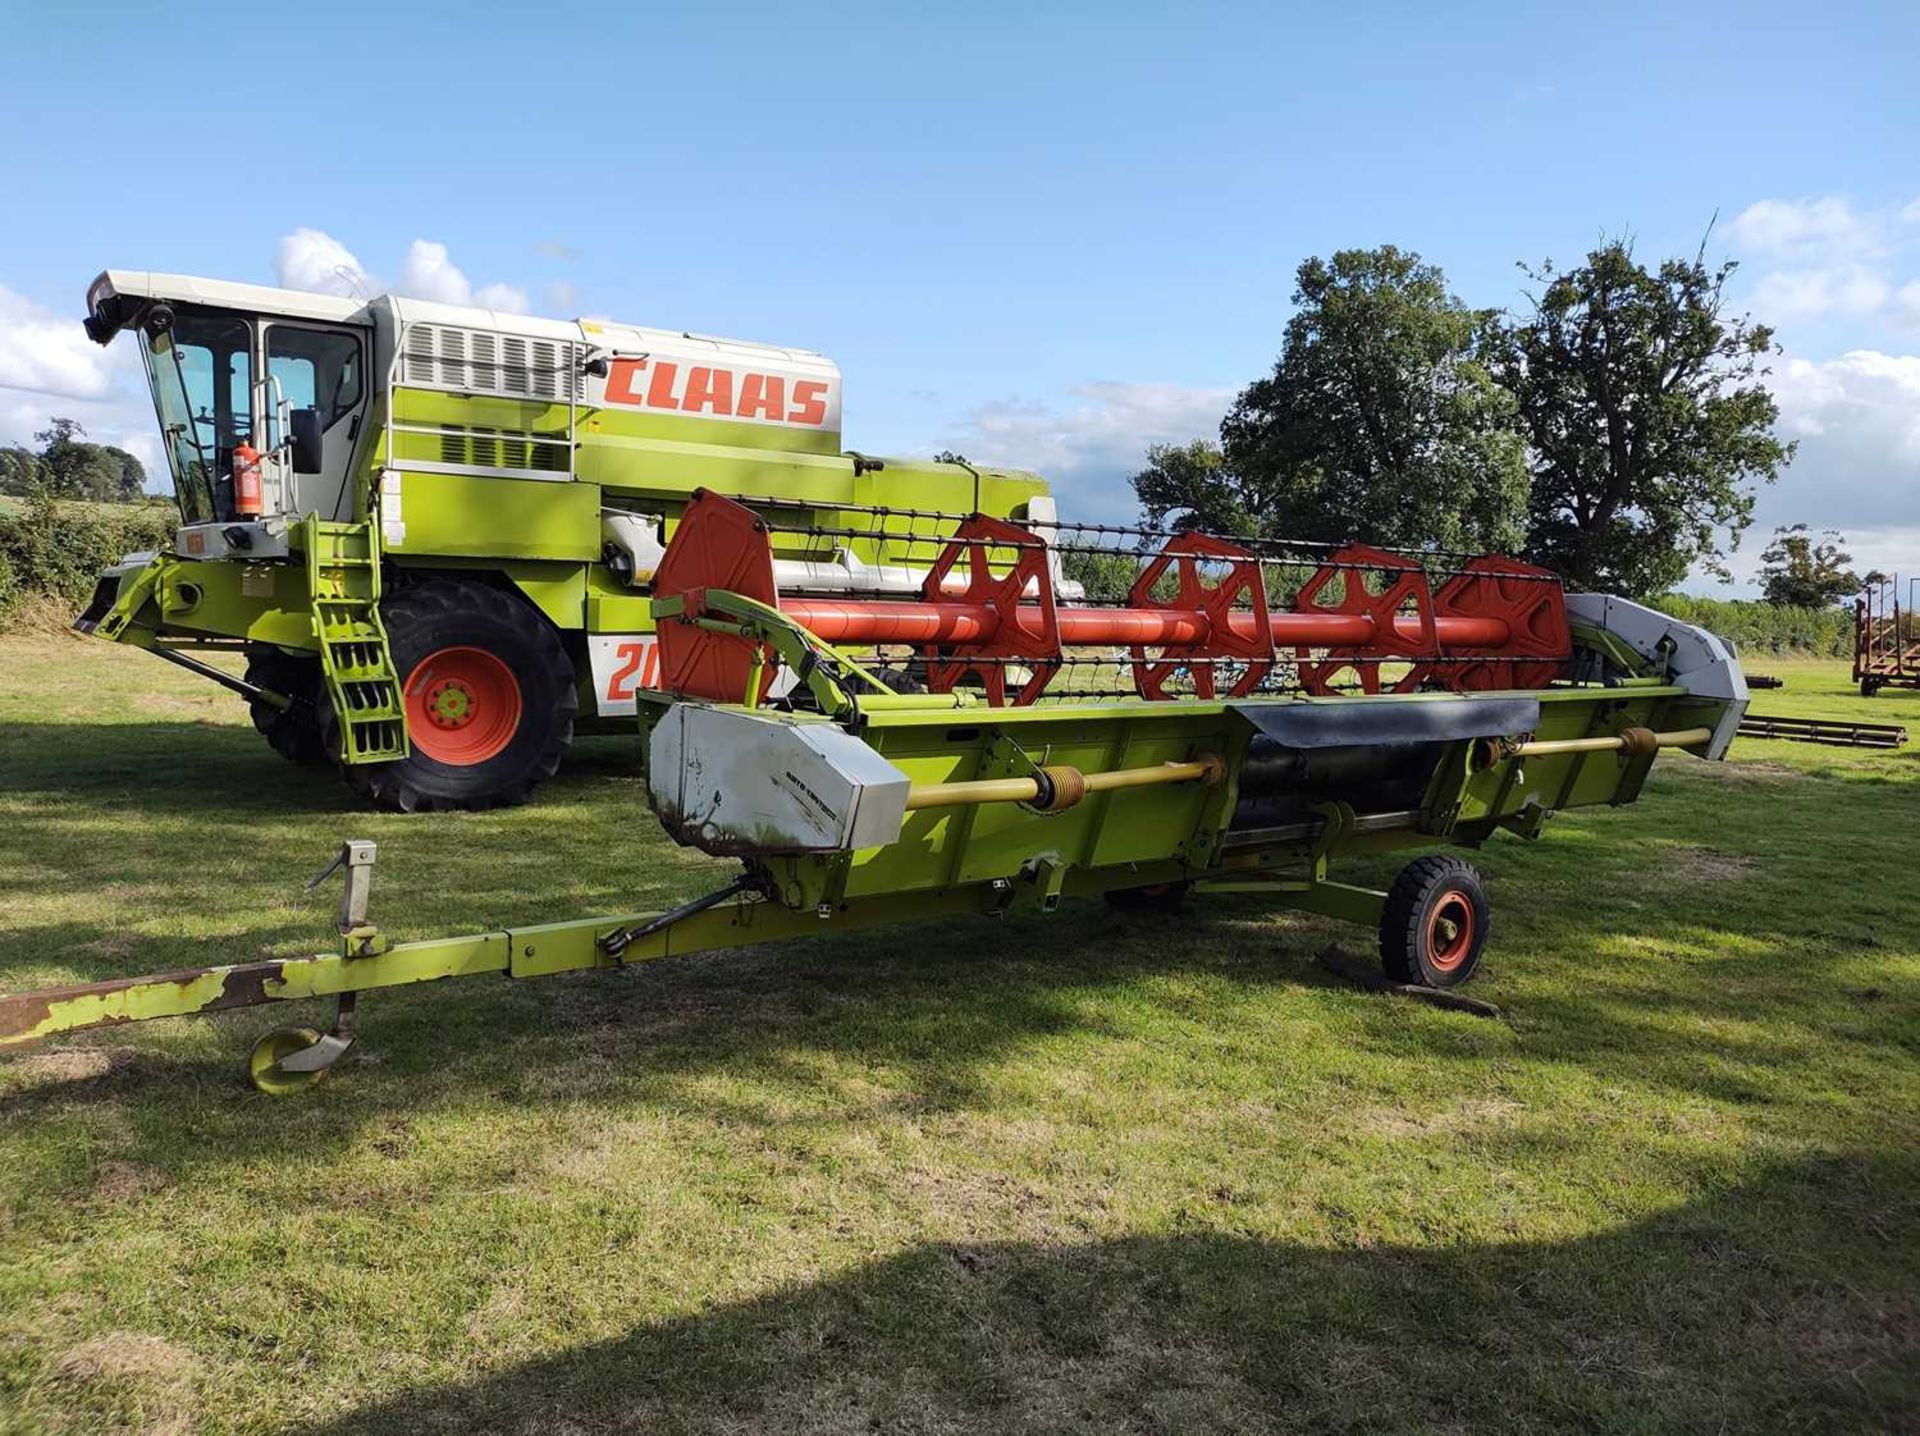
[1758,524,1860,608]
[1128,439,1246,534]
[28,419,147,502]
[1500,241,1793,597]
[0,445,42,497]
[1152,246,1528,552]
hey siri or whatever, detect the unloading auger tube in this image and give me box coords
[0,504,1748,1092]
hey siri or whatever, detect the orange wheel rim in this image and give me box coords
[1425,893,1476,972]
[404,647,521,765]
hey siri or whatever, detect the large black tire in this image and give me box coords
[336,579,576,813]
[1380,855,1490,988]
[245,646,328,766]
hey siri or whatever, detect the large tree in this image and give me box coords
[33,419,147,502]
[1142,246,1529,552]
[1757,524,1861,608]
[1500,242,1792,597]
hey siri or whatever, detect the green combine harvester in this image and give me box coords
[0,271,1750,1091]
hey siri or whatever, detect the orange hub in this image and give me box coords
[1425,892,1477,973]
[404,647,522,765]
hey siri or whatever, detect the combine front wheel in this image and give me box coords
[1380,856,1489,988]
[245,646,327,766]
[338,579,577,812]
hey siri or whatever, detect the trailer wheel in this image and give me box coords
[245,646,327,766]
[1860,677,1882,698]
[1380,856,1489,988]
[339,580,576,813]
[248,1026,328,1096]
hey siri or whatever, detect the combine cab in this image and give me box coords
[77,271,1069,810]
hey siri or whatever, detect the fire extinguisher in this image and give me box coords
[232,442,263,517]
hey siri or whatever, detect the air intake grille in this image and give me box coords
[403,323,582,401]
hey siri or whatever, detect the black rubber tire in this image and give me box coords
[245,646,328,766]
[1380,855,1490,989]
[1104,881,1192,914]
[871,665,927,695]
[1860,678,1881,698]
[335,579,576,813]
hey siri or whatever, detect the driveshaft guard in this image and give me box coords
[1230,694,1542,749]
[648,705,911,856]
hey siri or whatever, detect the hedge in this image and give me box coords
[0,492,175,625]
[1650,593,1854,657]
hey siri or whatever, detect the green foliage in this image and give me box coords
[1651,592,1853,656]
[1060,545,1140,602]
[1126,438,1246,532]
[1501,243,1792,598]
[1757,524,1860,609]
[0,490,173,624]
[0,418,148,502]
[1140,247,1529,552]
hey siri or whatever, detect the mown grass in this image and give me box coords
[0,636,1914,1434]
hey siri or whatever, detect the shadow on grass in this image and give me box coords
[0,721,642,818]
[300,1149,1914,1434]
[3,717,1915,1192]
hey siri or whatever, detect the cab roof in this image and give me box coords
[87,271,369,339]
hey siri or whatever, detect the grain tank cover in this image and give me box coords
[581,319,842,451]
[382,296,843,455]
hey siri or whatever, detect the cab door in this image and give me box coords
[265,322,371,520]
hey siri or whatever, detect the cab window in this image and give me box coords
[267,327,363,431]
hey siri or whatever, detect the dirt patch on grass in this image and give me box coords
[93,1159,169,1202]
[8,1046,137,1086]
[54,1332,192,1385]
[1355,1097,1526,1139]
[48,1331,199,1433]
[1666,847,1756,882]
[1713,760,1805,785]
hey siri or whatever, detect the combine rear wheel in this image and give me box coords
[336,579,576,812]
[245,646,327,765]
[1380,856,1489,988]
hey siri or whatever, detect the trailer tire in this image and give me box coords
[245,647,328,766]
[1380,856,1489,988]
[337,580,577,813]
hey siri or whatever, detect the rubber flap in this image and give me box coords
[1231,695,1540,749]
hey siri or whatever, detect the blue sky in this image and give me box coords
[2,0,1915,591]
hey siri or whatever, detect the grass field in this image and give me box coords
[0,634,1914,1434]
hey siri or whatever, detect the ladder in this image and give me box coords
[302,516,408,764]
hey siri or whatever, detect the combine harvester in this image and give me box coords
[0,273,1749,1091]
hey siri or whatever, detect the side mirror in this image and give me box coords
[289,408,324,474]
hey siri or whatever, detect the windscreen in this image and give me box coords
[139,311,253,524]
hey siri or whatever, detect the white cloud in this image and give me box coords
[275,231,533,314]
[273,227,373,299]
[474,282,530,315]
[932,381,1233,520]
[1896,281,1920,331]
[1750,266,1892,322]
[1728,195,1920,329]
[1701,347,1920,593]
[0,284,125,400]
[543,280,582,315]
[395,240,471,305]
[1726,197,1884,262]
